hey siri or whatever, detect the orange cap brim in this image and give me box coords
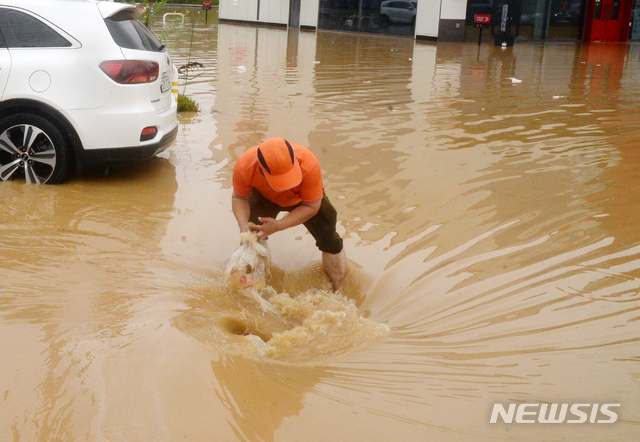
[263,161,302,191]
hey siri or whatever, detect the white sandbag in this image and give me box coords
[223,230,270,290]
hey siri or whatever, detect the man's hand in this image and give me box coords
[247,201,320,240]
[250,217,279,240]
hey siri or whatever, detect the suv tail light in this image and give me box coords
[140,126,158,141]
[99,60,159,84]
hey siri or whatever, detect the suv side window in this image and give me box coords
[105,10,164,52]
[0,8,71,48]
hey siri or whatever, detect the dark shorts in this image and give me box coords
[248,189,344,254]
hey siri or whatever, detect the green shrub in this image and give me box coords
[117,1,220,8]
[154,0,219,4]
[177,94,200,112]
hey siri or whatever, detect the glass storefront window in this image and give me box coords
[632,0,640,39]
[465,0,584,40]
[594,0,602,19]
[318,0,417,37]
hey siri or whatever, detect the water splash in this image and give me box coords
[173,268,390,364]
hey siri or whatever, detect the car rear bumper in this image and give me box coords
[80,123,178,165]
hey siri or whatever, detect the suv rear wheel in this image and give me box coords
[0,114,69,184]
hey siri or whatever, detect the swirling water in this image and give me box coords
[1,8,640,441]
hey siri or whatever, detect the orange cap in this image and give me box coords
[256,138,302,191]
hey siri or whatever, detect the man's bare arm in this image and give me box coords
[251,202,320,240]
[231,193,251,232]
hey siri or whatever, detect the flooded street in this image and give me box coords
[2,8,640,441]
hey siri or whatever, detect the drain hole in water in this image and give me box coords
[220,317,271,342]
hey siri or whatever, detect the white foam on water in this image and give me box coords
[174,281,390,365]
[257,287,390,363]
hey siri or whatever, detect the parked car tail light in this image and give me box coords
[99,60,159,84]
[140,126,158,141]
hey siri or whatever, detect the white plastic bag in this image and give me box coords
[223,230,270,290]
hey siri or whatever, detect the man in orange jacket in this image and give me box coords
[231,138,347,290]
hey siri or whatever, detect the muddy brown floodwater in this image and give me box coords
[2,8,640,442]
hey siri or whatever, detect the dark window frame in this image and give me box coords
[104,10,164,52]
[0,8,72,48]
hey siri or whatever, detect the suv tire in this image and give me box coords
[0,113,70,184]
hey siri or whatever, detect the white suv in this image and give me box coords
[380,0,417,25]
[0,0,179,184]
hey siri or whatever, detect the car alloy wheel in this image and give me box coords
[0,114,69,184]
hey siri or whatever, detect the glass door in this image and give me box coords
[590,0,624,40]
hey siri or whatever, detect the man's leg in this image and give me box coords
[303,194,347,290]
[322,249,347,291]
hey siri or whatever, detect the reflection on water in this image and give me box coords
[2,8,640,441]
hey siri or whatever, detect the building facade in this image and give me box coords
[218,0,640,42]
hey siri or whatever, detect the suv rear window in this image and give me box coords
[105,10,164,52]
[0,9,71,48]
